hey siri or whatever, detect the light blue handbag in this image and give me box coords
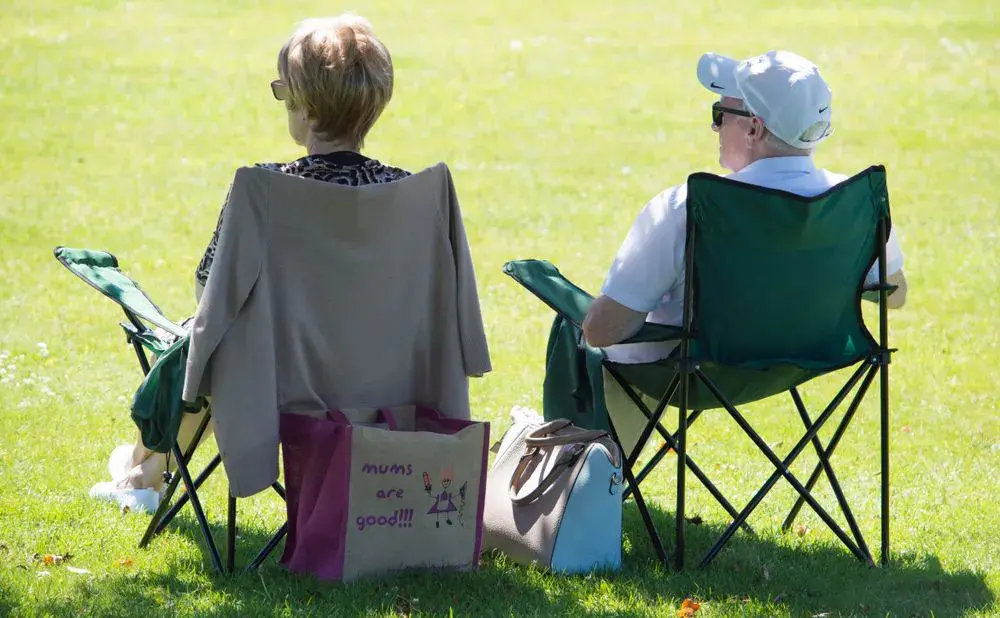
[483,414,623,573]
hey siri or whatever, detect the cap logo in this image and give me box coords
[709,81,725,89]
[818,106,829,113]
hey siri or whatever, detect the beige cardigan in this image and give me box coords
[182,163,492,497]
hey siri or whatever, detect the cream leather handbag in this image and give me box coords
[482,418,623,573]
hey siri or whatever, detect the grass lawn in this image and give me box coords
[1,0,998,616]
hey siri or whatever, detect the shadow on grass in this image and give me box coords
[27,502,995,617]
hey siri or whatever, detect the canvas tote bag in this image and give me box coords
[279,405,490,581]
[483,418,623,573]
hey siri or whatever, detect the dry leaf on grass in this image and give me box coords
[795,524,810,537]
[116,557,135,568]
[677,598,701,617]
[34,553,72,565]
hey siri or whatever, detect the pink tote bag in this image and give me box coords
[279,405,489,581]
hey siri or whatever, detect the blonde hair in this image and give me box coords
[277,14,393,148]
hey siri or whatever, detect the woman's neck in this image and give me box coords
[304,133,358,156]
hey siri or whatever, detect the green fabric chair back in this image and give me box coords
[53,247,186,341]
[685,166,889,369]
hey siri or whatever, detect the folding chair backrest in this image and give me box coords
[685,165,890,369]
[53,247,187,341]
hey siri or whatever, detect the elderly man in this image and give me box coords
[584,50,907,363]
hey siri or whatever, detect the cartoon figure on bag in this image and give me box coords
[424,466,459,528]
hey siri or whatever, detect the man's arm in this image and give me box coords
[582,295,648,348]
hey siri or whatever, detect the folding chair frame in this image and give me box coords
[120,306,288,574]
[604,217,894,571]
[55,248,287,574]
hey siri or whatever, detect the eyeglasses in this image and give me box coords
[271,79,288,101]
[712,101,754,127]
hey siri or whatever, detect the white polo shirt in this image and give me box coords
[601,156,904,364]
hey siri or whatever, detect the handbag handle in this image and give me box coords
[524,422,608,448]
[508,419,612,505]
[508,443,586,506]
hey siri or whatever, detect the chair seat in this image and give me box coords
[613,361,828,411]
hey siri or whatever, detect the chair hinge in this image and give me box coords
[870,348,896,365]
[675,358,700,374]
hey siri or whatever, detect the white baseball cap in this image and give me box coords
[697,50,833,149]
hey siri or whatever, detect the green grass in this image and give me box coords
[1,0,998,616]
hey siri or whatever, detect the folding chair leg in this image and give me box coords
[244,483,290,572]
[607,415,669,566]
[781,368,877,531]
[695,366,871,568]
[606,365,754,538]
[880,357,890,566]
[227,494,236,573]
[246,523,288,572]
[624,409,701,497]
[675,373,689,571]
[789,387,873,563]
[140,464,184,549]
[170,443,224,573]
[623,412,754,536]
[140,411,217,547]
[145,454,222,541]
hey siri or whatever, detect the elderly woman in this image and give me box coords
[90,13,408,511]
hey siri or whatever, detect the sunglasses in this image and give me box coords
[712,101,754,127]
[271,79,288,101]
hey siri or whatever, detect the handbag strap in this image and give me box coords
[524,423,608,448]
[508,442,587,506]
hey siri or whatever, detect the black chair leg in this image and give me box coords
[789,387,873,563]
[246,523,288,572]
[607,415,669,566]
[781,369,876,532]
[695,366,870,568]
[146,454,222,540]
[171,443,224,573]
[140,463,184,549]
[607,367,754,536]
[227,493,237,573]
[880,357,890,566]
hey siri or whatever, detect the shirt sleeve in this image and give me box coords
[444,165,492,376]
[183,168,265,402]
[601,185,688,313]
[864,226,904,286]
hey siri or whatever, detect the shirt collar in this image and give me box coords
[731,156,816,179]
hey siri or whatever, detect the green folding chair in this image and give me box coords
[54,247,286,573]
[504,165,896,570]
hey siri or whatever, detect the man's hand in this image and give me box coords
[582,295,648,348]
[885,270,907,309]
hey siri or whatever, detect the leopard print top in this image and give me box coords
[195,152,410,287]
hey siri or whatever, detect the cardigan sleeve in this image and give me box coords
[444,166,492,377]
[183,167,266,402]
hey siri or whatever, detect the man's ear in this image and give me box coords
[747,117,765,144]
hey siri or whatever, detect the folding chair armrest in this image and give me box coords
[503,259,594,326]
[861,283,899,304]
[620,322,685,344]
